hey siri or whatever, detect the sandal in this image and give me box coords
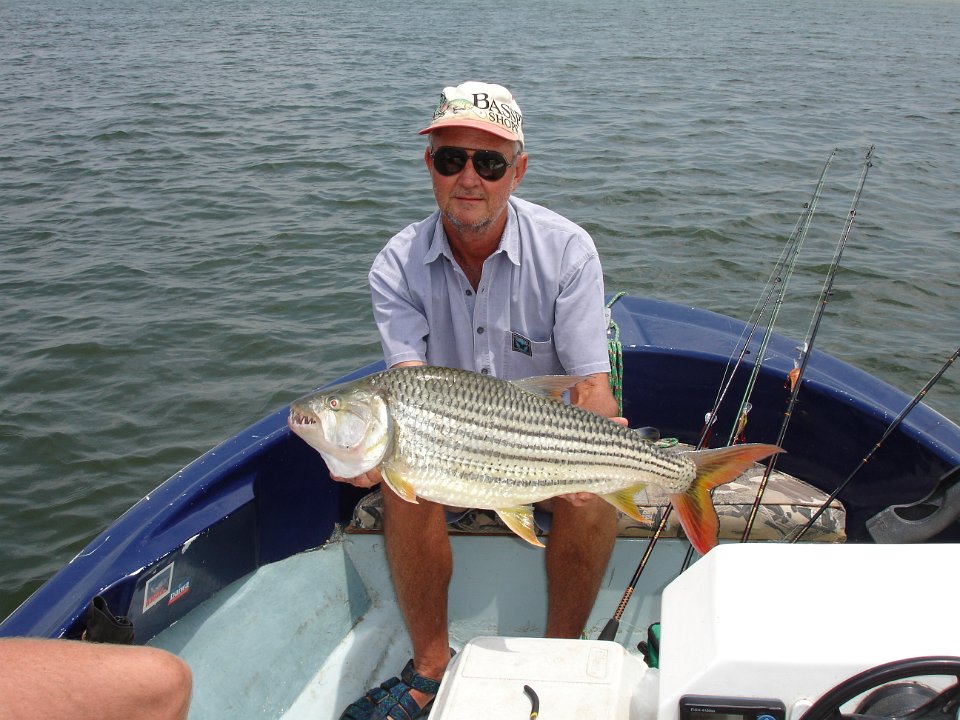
[339,658,443,720]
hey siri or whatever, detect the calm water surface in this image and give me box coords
[1,0,958,619]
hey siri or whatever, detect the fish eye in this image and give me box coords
[328,397,341,411]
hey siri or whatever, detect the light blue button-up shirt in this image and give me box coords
[369,197,610,381]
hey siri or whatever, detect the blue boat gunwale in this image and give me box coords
[2,297,957,641]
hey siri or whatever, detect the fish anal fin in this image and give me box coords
[381,464,419,504]
[601,485,650,524]
[495,506,545,547]
[513,375,585,400]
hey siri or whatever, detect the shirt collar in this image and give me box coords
[423,200,521,267]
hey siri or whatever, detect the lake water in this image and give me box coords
[1,0,958,620]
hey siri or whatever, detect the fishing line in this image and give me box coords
[741,146,875,542]
[682,150,838,570]
[787,343,960,543]
[598,151,838,641]
[723,149,837,447]
[695,150,833,448]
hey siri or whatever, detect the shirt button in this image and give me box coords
[465,289,473,296]
[476,326,485,334]
[480,368,490,375]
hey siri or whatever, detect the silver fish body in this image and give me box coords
[288,365,781,552]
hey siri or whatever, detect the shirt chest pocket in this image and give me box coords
[504,331,565,377]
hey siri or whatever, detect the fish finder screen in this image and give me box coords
[679,696,786,720]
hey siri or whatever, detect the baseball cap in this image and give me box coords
[419,81,524,145]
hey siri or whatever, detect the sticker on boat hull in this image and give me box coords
[167,579,191,606]
[143,562,175,612]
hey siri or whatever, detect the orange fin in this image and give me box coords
[672,443,783,555]
[513,375,585,400]
[601,485,650,524]
[786,367,801,392]
[495,506,545,547]
[381,464,419,504]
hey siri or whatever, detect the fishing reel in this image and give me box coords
[800,656,960,720]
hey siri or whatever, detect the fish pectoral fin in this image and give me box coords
[381,464,419,504]
[495,506,545,547]
[512,375,585,400]
[601,485,650,524]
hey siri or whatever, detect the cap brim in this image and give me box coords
[418,117,520,142]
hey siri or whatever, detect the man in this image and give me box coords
[336,81,619,720]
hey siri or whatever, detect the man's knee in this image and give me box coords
[153,648,192,697]
[135,647,192,719]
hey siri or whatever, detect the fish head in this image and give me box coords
[287,379,391,478]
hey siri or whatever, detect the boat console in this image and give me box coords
[432,544,960,719]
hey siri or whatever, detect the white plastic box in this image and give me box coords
[431,636,650,719]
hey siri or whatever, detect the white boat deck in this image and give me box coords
[150,533,689,719]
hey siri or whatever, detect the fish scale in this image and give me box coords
[288,365,782,552]
[360,367,694,504]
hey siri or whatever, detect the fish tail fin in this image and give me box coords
[672,443,783,555]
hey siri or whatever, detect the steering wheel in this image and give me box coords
[800,656,960,720]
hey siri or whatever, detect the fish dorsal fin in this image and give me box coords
[495,506,545,547]
[601,484,649,524]
[512,375,585,400]
[381,463,419,504]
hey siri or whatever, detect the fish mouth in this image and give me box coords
[287,408,317,429]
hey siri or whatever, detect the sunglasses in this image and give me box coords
[429,146,515,181]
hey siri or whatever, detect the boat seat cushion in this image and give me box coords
[346,455,846,543]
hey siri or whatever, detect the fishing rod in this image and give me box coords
[723,150,837,447]
[680,150,839,569]
[741,145,875,542]
[787,343,960,543]
[597,152,839,643]
[696,150,837,449]
[597,505,669,641]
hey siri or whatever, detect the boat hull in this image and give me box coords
[2,297,957,641]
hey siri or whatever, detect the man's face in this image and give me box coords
[425,126,527,238]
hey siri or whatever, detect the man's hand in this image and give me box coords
[570,372,620,419]
[330,468,383,488]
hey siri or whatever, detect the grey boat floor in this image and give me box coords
[150,533,690,719]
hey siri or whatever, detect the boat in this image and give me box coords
[2,295,958,719]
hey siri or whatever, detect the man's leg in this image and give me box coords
[382,486,453,707]
[544,497,618,638]
[0,637,192,720]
